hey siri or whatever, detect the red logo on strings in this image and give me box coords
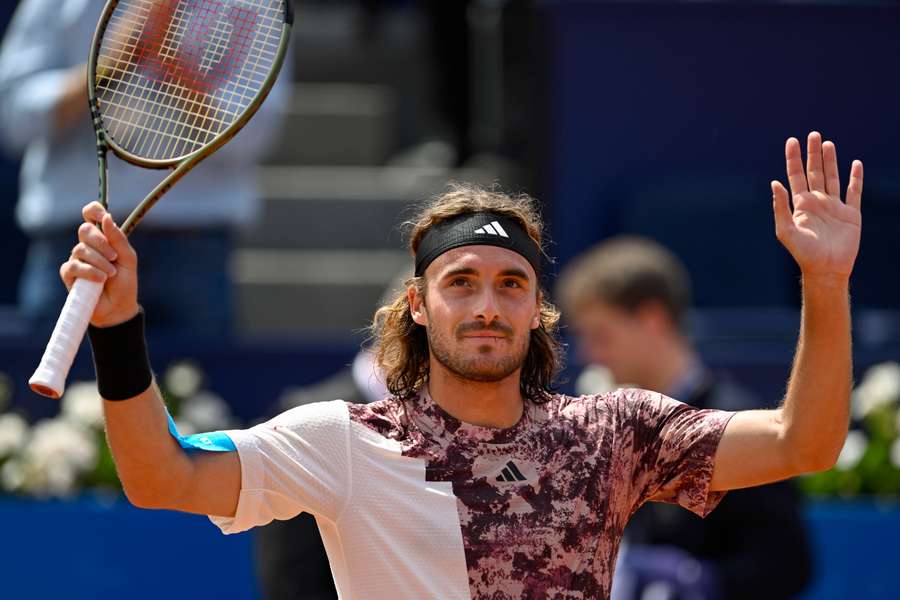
[133,0,259,94]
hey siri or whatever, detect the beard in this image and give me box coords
[426,319,530,383]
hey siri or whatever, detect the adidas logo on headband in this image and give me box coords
[473,221,509,238]
[414,212,542,276]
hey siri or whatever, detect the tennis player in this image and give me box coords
[62,131,860,599]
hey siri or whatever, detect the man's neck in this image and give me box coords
[639,336,698,396]
[426,362,524,429]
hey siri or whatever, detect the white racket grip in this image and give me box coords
[29,278,104,399]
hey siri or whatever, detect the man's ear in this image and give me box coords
[409,284,428,326]
[531,291,542,330]
[635,300,673,335]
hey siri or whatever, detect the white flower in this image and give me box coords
[1,459,25,491]
[26,419,97,472]
[0,413,28,458]
[851,362,900,419]
[164,361,204,398]
[891,439,900,469]
[835,429,868,471]
[575,365,617,396]
[179,391,234,432]
[61,382,104,429]
[16,419,98,496]
[43,462,78,497]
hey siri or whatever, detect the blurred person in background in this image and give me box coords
[0,0,289,335]
[556,236,813,600]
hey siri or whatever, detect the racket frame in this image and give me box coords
[86,0,294,234]
[29,0,293,399]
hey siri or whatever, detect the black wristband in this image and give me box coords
[88,308,153,401]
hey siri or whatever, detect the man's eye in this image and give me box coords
[502,279,522,288]
[450,278,469,287]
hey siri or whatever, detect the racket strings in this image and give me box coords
[95,0,285,161]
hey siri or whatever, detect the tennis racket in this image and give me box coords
[29,0,293,399]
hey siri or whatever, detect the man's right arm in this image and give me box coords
[102,380,241,517]
[63,202,240,517]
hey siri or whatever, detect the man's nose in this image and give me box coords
[473,287,500,323]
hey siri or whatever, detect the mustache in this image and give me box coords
[455,321,513,337]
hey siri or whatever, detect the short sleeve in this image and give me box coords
[615,389,735,518]
[209,400,351,534]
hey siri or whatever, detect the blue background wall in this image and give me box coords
[540,1,900,309]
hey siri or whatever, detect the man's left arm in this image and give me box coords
[710,131,862,492]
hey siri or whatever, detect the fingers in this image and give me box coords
[79,202,138,270]
[59,259,108,291]
[70,242,117,277]
[822,140,841,198]
[100,213,137,269]
[785,137,808,196]
[805,132,826,193]
[78,221,117,262]
[771,180,794,242]
[82,201,107,224]
[67,217,120,291]
[846,160,864,211]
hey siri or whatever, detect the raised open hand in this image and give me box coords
[771,132,862,281]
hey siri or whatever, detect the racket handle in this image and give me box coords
[29,278,104,399]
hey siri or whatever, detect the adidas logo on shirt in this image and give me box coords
[473,221,509,238]
[495,460,527,483]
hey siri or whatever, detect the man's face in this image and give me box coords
[570,301,655,387]
[410,245,541,383]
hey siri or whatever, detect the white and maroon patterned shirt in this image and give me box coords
[211,389,734,599]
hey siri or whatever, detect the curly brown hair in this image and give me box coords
[370,183,564,403]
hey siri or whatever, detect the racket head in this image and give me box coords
[88,0,293,169]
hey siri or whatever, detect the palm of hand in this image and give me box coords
[772,133,863,280]
[787,190,861,279]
